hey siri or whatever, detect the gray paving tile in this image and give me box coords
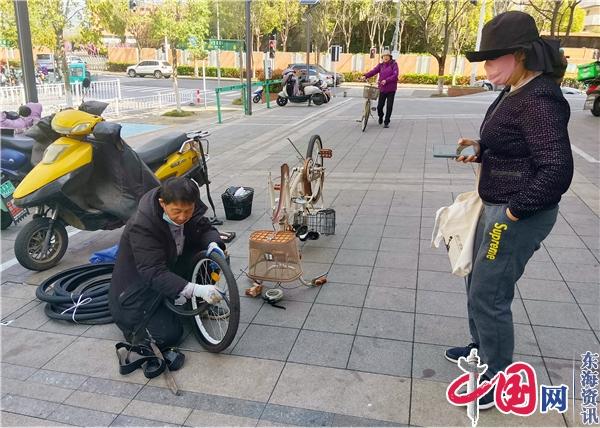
[6,302,49,330]
[0,282,37,300]
[0,378,73,403]
[232,324,298,361]
[418,254,452,272]
[66,391,130,414]
[416,270,465,294]
[288,330,354,369]
[547,247,599,265]
[122,399,192,425]
[315,283,367,307]
[522,261,563,281]
[331,414,402,427]
[387,205,422,217]
[513,323,542,357]
[28,369,88,390]
[261,404,334,427]
[111,415,178,427]
[369,267,417,289]
[533,326,600,359]
[374,251,418,270]
[334,249,377,267]
[304,303,362,335]
[414,314,470,347]
[0,394,59,419]
[348,224,385,237]
[385,216,421,228]
[271,285,320,303]
[378,237,420,253]
[340,234,381,251]
[185,409,258,427]
[412,342,464,383]
[239,295,264,324]
[523,300,589,329]
[47,404,116,427]
[135,385,200,410]
[581,304,600,331]
[0,411,70,427]
[364,287,416,312]
[544,357,582,387]
[270,363,410,424]
[555,262,600,283]
[567,281,600,306]
[348,336,412,377]
[416,290,467,318]
[352,214,387,225]
[1,327,76,369]
[0,362,38,381]
[1,297,34,320]
[300,247,338,264]
[383,225,419,239]
[194,391,265,419]
[517,278,575,302]
[81,323,126,341]
[327,265,373,285]
[543,234,586,249]
[357,309,414,342]
[78,377,143,399]
[253,300,312,329]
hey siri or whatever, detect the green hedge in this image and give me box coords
[342,71,488,85]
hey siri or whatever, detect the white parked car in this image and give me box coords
[126,60,173,79]
[560,86,583,95]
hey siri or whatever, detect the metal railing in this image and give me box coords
[102,89,209,116]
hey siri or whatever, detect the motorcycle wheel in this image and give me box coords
[592,98,600,117]
[14,217,68,271]
[312,93,325,106]
[1,210,12,230]
[276,96,288,107]
[253,95,261,103]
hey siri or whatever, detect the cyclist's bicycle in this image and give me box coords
[360,84,380,132]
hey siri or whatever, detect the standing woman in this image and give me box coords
[361,50,399,128]
[445,11,573,409]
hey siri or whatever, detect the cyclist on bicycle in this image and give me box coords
[360,50,399,128]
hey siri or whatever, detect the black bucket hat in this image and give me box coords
[466,11,562,74]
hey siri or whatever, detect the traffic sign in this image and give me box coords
[331,45,342,62]
[206,38,244,51]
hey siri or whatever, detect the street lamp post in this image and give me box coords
[470,0,486,86]
[13,0,38,103]
[391,0,401,57]
[245,0,252,115]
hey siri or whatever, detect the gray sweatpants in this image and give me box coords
[466,202,558,376]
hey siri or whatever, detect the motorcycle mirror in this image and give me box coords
[79,100,108,116]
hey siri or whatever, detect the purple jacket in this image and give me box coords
[364,60,399,94]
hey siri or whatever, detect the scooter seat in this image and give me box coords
[136,133,189,167]
[1,134,35,153]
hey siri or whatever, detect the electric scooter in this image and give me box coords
[252,86,263,103]
[276,80,327,107]
[13,103,214,271]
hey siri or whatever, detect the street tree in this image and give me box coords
[312,0,340,53]
[524,0,585,37]
[274,0,301,52]
[339,0,360,53]
[127,6,162,61]
[154,0,210,112]
[79,0,127,46]
[0,0,18,49]
[250,0,280,52]
[28,0,86,106]
[404,0,473,94]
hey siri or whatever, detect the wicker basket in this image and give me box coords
[363,85,379,100]
[248,230,302,283]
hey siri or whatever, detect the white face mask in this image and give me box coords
[162,212,183,227]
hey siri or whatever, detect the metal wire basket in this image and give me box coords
[363,85,379,100]
[293,209,336,235]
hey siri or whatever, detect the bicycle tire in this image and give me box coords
[361,99,369,132]
[304,135,324,204]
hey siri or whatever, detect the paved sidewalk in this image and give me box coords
[1,92,598,427]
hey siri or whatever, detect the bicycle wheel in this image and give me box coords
[272,163,290,225]
[189,252,240,353]
[303,135,324,204]
[361,99,370,132]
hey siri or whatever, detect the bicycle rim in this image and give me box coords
[305,135,324,204]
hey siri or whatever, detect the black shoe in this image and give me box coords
[479,376,496,410]
[445,342,479,363]
[383,123,389,128]
[202,305,230,320]
[378,117,383,125]
[162,348,185,371]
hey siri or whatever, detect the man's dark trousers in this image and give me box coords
[377,91,395,125]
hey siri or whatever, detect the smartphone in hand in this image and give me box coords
[433,145,476,159]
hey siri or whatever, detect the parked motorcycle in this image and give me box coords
[13,101,213,271]
[253,86,263,103]
[276,80,328,107]
[0,103,43,229]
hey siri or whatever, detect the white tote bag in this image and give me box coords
[431,173,483,277]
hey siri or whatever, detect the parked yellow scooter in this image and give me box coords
[13,103,213,271]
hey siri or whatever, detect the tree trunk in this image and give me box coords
[136,46,141,63]
[194,58,198,78]
[56,31,73,107]
[282,33,288,52]
[565,2,578,37]
[172,47,181,112]
[436,57,446,94]
[549,1,562,37]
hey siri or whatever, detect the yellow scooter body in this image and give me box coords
[13,138,93,200]
[153,145,199,181]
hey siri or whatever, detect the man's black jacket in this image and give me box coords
[108,187,222,331]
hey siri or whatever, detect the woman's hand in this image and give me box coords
[455,138,481,163]
[505,208,519,221]
[380,79,387,85]
[358,75,366,82]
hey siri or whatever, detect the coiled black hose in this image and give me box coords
[36,264,114,324]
